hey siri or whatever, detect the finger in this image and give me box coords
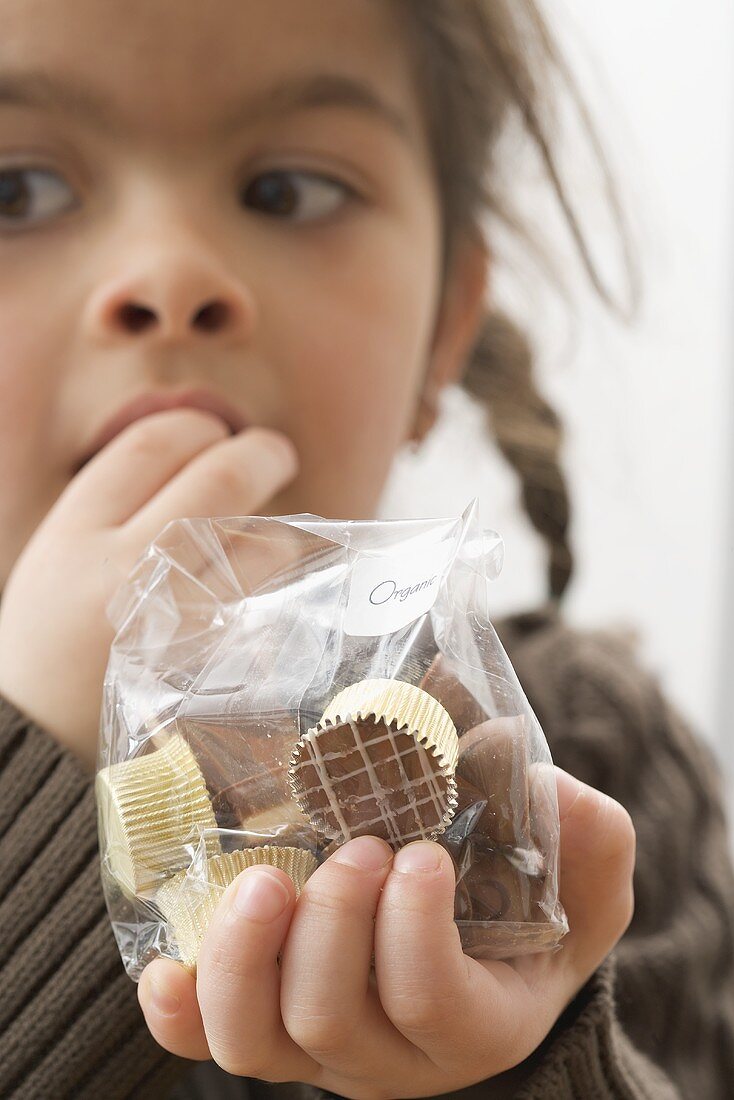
[552,765,636,984]
[375,841,504,1067]
[377,841,555,1078]
[137,957,210,1060]
[125,426,298,547]
[55,409,232,529]
[196,865,315,1081]
[281,836,421,1081]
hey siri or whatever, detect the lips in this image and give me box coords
[75,388,250,472]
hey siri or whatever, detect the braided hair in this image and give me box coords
[395,0,638,602]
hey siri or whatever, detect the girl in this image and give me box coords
[0,1,732,1097]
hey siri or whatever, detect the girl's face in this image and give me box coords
[0,0,487,584]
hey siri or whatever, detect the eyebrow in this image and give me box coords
[0,69,415,146]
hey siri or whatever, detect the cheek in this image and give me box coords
[0,342,50,477]
[275,214,440,506]
[0,242,79,450]
[0,286,67,551]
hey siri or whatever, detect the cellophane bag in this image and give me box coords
[96,497,568,980]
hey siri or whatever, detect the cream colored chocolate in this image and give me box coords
[238,798,314,835]
[289,678,459,848]
[235,799,320,851]
[155,846,318,970]
[96,734,220,896]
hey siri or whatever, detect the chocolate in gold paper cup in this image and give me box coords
[156,846,318,970]
[96,734,220,897]
[236,799,320,851]
[322,679,459,771]
[288,678,459,848]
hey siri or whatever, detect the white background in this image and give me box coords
[377,1,734,790]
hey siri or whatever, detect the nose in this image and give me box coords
[83,245,257,346]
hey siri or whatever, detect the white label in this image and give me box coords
[344,540,455,637]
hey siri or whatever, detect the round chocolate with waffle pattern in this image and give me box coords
[289,679,459,849]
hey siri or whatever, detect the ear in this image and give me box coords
[410,233,489,443]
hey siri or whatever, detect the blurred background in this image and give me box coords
[378,0,734,805]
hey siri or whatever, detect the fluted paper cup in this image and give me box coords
[156,846,318,970]
[289,678,459,848]
[96,734,220,896]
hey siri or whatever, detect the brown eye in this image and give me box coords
[240,170,351,223]
[0,168,77,227]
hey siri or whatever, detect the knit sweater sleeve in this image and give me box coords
[487,615,734,1100]
[0,694,191,1100]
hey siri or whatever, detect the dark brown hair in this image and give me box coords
[396,0,637,603]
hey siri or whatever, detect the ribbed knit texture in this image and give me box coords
[1,604,733,1099]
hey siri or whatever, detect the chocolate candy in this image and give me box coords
[456,716,531,848]
[155,846,318,971]
[233,798,319,853]
[439,775,488,864]
[457,839,547,924]
[419,652,488,735]
[289,679,459,849]
[174,712,302,830]
[96,733,221,897]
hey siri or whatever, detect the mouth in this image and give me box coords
[74,387,250,473]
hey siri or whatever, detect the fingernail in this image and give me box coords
[233,868,291,922]
[147,974,180,1017]
[394,841,443,874]
[331,835,392,872]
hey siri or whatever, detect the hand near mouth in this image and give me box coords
[0,407,299,769]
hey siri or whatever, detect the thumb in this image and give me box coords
[553,766,636,984]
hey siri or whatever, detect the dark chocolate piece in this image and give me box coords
[439,775,488,863]
[419,652,488,735]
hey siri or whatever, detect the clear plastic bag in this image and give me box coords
[96,498,568,980]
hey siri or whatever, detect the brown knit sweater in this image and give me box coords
[1,604,733,1099]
